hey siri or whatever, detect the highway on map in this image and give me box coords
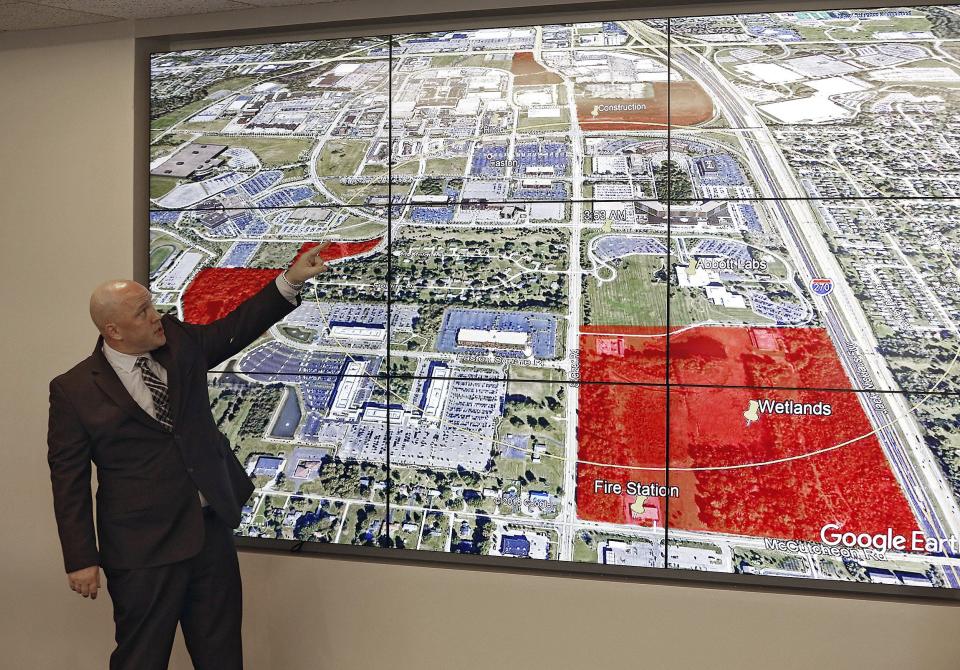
[609,19,960,582]
[667,42,960,586]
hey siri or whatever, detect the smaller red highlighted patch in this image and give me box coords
[182,237,382,325]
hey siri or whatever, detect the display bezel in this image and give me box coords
[142,2,960,602]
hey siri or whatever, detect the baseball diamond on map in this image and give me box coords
[150,8,960,588]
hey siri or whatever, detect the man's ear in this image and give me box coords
[103,323,121,341]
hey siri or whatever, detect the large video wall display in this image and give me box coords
[150,7,960,593]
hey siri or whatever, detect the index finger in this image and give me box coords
[309,241,331,256]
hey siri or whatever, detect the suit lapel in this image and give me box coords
[90,339,169,432]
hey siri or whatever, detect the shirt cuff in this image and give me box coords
[275,273,302,305]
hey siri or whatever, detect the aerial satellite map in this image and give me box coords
[150,6,960,589]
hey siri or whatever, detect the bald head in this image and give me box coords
[90,280,166,354]
[89,280,140,331]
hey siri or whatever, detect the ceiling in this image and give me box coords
[0,0,879,35]
[0,0,344,32]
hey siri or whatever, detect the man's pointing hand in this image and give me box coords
[283,241,330,285]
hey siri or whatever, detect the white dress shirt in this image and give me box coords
[100,275,301,507]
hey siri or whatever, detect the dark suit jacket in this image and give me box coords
[48,280,298,573]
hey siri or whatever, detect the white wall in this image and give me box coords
[2,4,959,669]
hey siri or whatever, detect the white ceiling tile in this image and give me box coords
[0,2,119,30]
[238,0,342,5]
[37,0,255,20]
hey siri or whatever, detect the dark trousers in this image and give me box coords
[104,511,243,670]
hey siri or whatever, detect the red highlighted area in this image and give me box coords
[669,326,859,389]
[667,386,919,541]
[295,238,382,264]
[182,238,382,324]
[576,325,921,542]
[581,325,667,384]
[577,384,668,527]
[576,81,713,131]
[580,325,857,387]
[511,52,563,85]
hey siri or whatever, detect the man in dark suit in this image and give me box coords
[47,243,329,670]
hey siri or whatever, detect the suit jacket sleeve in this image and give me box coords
[47,378,100,573]
[176,278,300,370]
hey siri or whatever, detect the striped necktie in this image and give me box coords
[135,357,173,430]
